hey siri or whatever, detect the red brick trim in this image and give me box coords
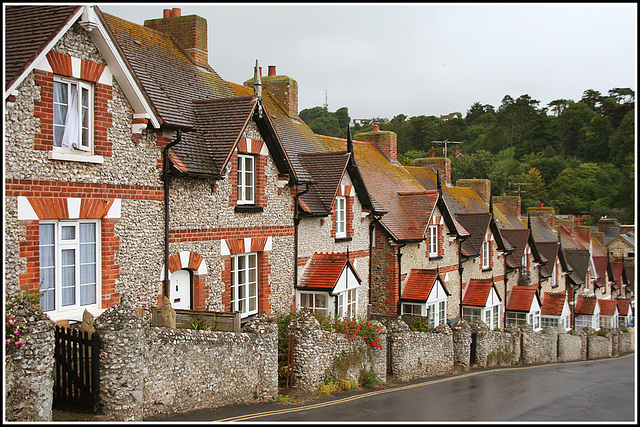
[6,179,164,200]
[46,52,72,77]
[169,226,294,243]
[80,59,105,83]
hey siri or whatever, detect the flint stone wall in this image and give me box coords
[387,320,454,381]
[588,333,613,359]
[557,332,583,362]
[521,325,558,365]
[289,312,386,392]
[94,301,278,421]
[451,319,472,370]
[617,327,634,353]
[471,321,520,368]
[4,299,55,422]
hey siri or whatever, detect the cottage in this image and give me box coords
[540,291,571,330]
[597,299,619,329]
[461,278,502,330]
[575,295,601,330]
[616,298,633,327]
[505,285,542,331]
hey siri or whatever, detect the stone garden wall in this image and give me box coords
[93,300,278,421]
[288,311,387,393]
[6,306,635,422]
[386,319,454,381]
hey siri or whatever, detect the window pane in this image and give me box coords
[61,225,76,240]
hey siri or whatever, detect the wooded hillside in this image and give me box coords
[300,88,635,224]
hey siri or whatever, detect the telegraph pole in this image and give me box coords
[432,140,463,158]
[509,182,533,198]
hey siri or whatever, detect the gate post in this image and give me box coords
[94,301,147,421]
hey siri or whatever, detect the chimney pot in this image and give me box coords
[373,125,380,131]
[268,65,276,76]
[163,9,171,18]
[430,152,435,157]
[171,8,181,17]
[259,67,262,76]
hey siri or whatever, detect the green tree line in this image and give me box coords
[300,88,635,224]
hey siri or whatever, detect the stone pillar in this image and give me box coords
[4,295,55,421]
[451,318,472,370]
[94,299,148,421]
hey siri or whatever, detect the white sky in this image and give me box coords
[98,2,637,121]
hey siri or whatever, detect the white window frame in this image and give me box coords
[335,196,346,238]
[482,239,490,269]
[299,291,329,316]
[53,76,93,152]
[428,225,438,257]
[336,287,357,318]
[401,302,423,316]
[39,220,100,315]
[237,154,255,205]
[230,252,258,317]
[462,306,482,324]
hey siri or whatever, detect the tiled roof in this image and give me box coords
[500,228,530,269]
[320,136,432,242]
[617,298,631,316]
[562,248,589,286]
[592,255,608,287]
[598,299,618,316]
[171,96,257,176]
[401,269,447,302]
[608,260,624,289]
[529,214,558,243]
[541,292,567,316]
[5,5,82,91]
[493,202,527,230]
[102,11,235,129]
[298,253,358,291]
[455,213,492,257]
[228,81,328,183]
[462,278,497,307]
[575,295,598,315]
[298,151,350,215]
[558,225,589,250]
[536,242,559,278]
[506,285,539,312]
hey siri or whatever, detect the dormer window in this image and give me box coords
[53,77,93,152]
[237,154,255,205]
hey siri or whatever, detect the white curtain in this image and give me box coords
[61,84,79,149]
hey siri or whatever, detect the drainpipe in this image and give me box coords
[396,243,406,315]
[162,129,182,298]
[293,183,311,290]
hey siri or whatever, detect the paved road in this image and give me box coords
[145,353,636,422]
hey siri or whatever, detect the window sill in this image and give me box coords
[48,150,104,164]
[335,236,352,243]
[429,255,443,261]
[482,267,492,272]
[235,205,263,213]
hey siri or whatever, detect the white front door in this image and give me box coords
[170,269,192,310]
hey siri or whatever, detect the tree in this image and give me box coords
[608,87,635,104]
[547,99,573,117]
[608,109,635,166]
[335,107,350,129]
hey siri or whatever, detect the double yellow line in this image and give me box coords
[215,353,633,422]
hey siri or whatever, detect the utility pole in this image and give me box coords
[508,182,533,198]
[432,140,463,158]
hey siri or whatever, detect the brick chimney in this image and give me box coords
[144,9,209,68]
[493,195,521,216]
[456,178,491,203]
[412,157,452,185]
[526,206,556,228]
[354,127,398,164]
[244,65,299,117]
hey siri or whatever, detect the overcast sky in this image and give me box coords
[98,3,637,121]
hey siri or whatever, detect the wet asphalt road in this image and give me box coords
[145,353,635,422]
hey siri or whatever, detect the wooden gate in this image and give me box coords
[53,326,101,413]
[278,334,294,390]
